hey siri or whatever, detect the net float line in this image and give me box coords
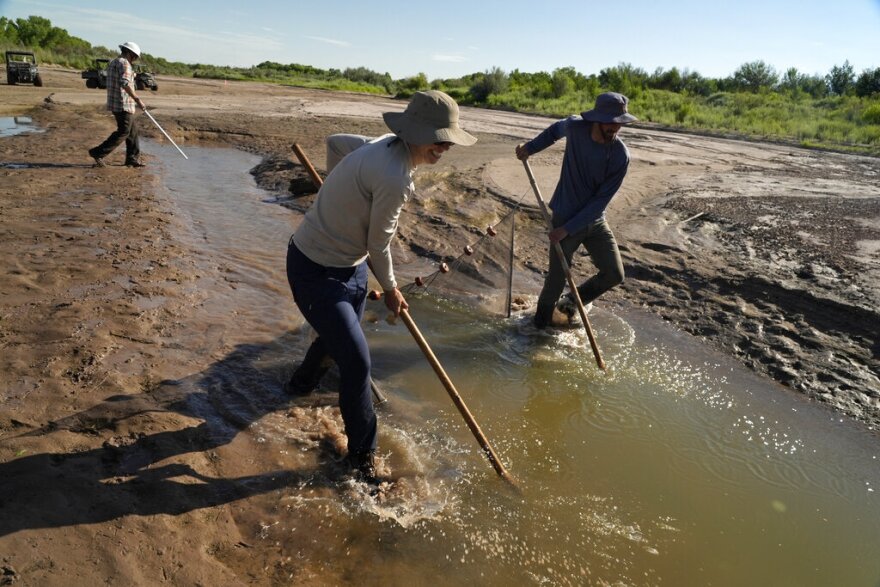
[399,216,517,300]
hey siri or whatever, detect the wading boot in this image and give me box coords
[284,346,332,396]
[284,362,330,395]
[557,293,592,319]
[533,304,553,329]
[348,450,379,485]
[88,148,106,167]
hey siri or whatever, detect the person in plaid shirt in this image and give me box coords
[89,42,147,168]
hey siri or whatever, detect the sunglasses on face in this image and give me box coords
[433,141,454,147]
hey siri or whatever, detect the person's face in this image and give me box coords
[597,122,622,143]
[410,141,453,166]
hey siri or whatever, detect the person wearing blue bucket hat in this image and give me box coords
[516,92,637,328]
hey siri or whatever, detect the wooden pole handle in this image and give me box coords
[399,309,517,486]
[291,143,324,189]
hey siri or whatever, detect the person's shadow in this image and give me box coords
[0,333,351,537]
[0,161,96,169]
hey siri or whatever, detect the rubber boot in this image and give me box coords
[285,342,332,395]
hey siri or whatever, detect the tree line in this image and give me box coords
[3,15,879,154]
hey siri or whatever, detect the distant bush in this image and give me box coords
[855,68,880,98]
[395,73,429,98]
[343,67,394,94]
[732,60,779,92]
[469,67,509,102]
[863,104,880,125]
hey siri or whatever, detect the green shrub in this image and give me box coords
[862,104,880,124]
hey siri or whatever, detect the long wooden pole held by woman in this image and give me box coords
[522,159,606,371]
[397,306,516,485]
[292,143,515,484]
[370,288,518,485]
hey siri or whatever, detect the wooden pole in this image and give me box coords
[506,212,515,318]
[399,309,517,486]
[291,143,323,189]
[522,160,606,371]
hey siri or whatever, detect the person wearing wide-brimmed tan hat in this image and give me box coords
[516,92,637,329]
[285,90,476,483]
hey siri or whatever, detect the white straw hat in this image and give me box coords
[119,41,142,57]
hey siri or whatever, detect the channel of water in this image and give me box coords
[144,141,879,586]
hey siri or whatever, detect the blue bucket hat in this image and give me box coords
[582,92,638,124]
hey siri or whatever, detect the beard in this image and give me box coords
[601,126,619,143]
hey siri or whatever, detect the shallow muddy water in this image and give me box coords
[146,141,880,586]
[0,115,42,138]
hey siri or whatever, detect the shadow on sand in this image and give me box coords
[0,334,363,537]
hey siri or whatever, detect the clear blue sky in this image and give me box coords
[3,0,879,80]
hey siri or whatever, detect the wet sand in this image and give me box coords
[0,67,878,584]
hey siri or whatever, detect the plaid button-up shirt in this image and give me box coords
[105,56,135,113]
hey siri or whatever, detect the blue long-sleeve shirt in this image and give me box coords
[524,115,630,235]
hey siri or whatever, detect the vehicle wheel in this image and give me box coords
[151,85,158,91]
[34,74,43,87]
[6,75,14,86]
[135,80,145,91]
[86,78,98,89]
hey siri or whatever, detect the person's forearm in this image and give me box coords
[124,85,144,107]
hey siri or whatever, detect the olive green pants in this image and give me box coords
[535,218,624,325]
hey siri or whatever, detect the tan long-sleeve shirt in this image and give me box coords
[293,134,413,291]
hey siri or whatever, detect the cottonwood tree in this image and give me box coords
[854,67,880,97]
[826,61,855,96]
[470,67,508,102]
[779,67,828,98]
[732,60,779,92]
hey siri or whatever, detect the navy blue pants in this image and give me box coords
[286,242,377,455]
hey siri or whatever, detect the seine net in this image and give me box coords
[399,206,519,317]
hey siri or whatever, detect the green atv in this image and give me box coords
[82,59,157,91]
[5,51,43,86]
[81,58,109,89]
[134,64,158,91]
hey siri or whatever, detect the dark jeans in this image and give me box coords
[535,217,624,323]
[286,242,376,455]
[90,111,140,163]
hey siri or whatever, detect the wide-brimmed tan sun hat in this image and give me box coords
[383,90,477,146]
[581,92,638,124]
